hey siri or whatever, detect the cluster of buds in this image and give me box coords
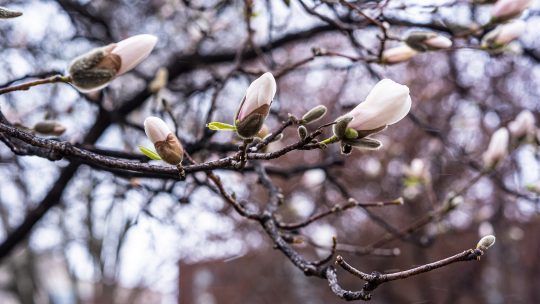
[207,76,411,157]
[475,0,531,50]
[330,79,412,153]
[68,34,157,92]
[482,110,537,169]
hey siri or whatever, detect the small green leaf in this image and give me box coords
[207,122,237,131]
[139,146,162,160]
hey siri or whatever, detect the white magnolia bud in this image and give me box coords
[481,20,526,49]
[144,116,183,165]
[382,45,418,64]
[482,127,509,168]
[424,36,453,49]
[235,72,277,138]
[342,79,412,132]
[491,0,531,21]
[508,110,536,139]
[68,34,157,92]
[112,34,158,76]
[405,32,453,51]
[476,235,496,251]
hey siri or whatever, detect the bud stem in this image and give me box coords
[238,138,252,169]
[319,135,339,146]
[0,75,72,95]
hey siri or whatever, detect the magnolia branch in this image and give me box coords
[0,75,71,95]
[327,248,486,301]
[0,120,324,178]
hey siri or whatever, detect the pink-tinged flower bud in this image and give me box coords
[341,79,412,133]
[482,127,509,168]
[68,34,158,92]
[481,20,526,49]
[112,34,158,76]
[143,116,184,165]
[235,72,277,138]
[382,45,418,64]
[508,110,536,139]
[405,32,453,51]
[33,120,66,136]
[424,36,453,49]
[491,0,531,21]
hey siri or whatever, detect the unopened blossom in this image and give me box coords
[144,116,184,165]
[482,127,509,168]
[68,34,158,92]
[235,72,277,138]
[481,20,526,49]
[405,31,453,51]
[301,105,327,124]
[33,121,66,136]
[491,0,531,21]
[381,45,418,64]
[341,79,411,133]
[476,235,496,251]
[508,110,536,139]
[330,79,411,151]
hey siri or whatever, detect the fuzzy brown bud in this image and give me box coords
[154,134,184,165]
[33,121,66,136]
[476,235,496,251]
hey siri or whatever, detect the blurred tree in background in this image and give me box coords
[0,0,540,303]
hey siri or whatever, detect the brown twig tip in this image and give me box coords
[0,75,70,95]
[0,6,23,19]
